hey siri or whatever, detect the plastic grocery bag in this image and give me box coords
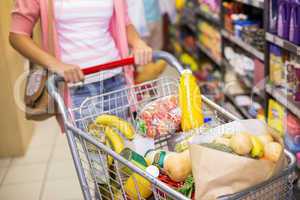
[189,119,286,200]
[127,0,149,37]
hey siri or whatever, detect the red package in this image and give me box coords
[137,95,181,138]
[287,113,300,137]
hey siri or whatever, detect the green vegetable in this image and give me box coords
[177,175,194,198]
[137,120,147,136]
[201,143,235,154]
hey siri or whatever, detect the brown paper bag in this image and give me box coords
[190,144,285,200]
[189,120,286,200]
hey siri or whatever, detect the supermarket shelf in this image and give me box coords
[233,0,264,9]
[225,93,253,119]
[223,60,265,98]
[195,9,221,26]
[221,29,265,61]
[223,60,252,87]
[197,43,222,66]
[266,32,300,56]
[266,84,300,119]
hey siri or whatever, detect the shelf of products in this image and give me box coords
[197,43,222,66]
[266,84,300,119]
[223,59,264,97]
[197,20,222,65]
[172,0,300,196]
[195,9,221,26]
[225,93,253,119]
[266,33,300,56]
[197,0,221,22]
[221,29,265,61]
[233,0,264,9]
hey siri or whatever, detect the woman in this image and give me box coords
[10,0,152,128]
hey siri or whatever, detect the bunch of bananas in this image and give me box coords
[87,114,136,166]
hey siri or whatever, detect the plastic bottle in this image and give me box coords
[179,69,204,132]
[289,0,300,44]
[278,0,292,39]
[270,0,279,33]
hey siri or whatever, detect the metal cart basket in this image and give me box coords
[47,51,296,200]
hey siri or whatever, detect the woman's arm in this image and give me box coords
[126,24,152,65]
[10,0,83,83]
[9,33,84,83]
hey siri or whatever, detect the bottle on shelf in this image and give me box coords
[277,0,292,39]
[270,0,279,33]
[289,0,300,44]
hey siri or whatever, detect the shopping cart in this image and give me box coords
[47,51,296,200]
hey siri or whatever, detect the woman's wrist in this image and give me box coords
[132,39,147,48]
[46,59,64,73]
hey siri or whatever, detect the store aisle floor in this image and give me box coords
[0,117,83,200]
[0,66,179,200]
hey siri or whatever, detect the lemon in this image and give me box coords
[124,166,159,200]
[124,173,152,200]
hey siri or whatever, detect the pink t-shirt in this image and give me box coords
[55,0,122,82]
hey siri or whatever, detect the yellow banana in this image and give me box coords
[87,123,105,153]
[105,139,114,167]
[250,135,264,158]
[179,70,204,132]
[95,114,135,140]
[104,126,125,167]
[104,126,125,154]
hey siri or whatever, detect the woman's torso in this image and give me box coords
[55,0,122,81]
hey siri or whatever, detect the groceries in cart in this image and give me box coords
[84,69,288,200]
[136,69,204,138]
[46,51,295,200]
[137,95,181,138]
[190,120,286,199]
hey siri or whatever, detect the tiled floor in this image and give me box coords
[0,66,179,200]
[0,117,83,200]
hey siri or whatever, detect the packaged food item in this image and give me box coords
[120,148,148,174]
[137,95,181,138]
[285,133,300,153]
[268,99,285,136]
[179,70,204,132]
[270,45,285,86]
[145,149,192,182]
[285,56,300,101]
[125,134,155,157]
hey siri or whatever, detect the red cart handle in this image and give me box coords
[82,57,135,75]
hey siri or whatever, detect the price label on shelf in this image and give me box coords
[274,37,284,47]
[265,33,273,42]
[297,47,300,56]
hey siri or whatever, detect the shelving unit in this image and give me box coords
[196,43,222,66]
[233,0,264,9]
[222,59,264,97]
[172,0,300,195]
[266,33,300,56]
[264,0,300,123]
[265,84,300,119]
[221,29,265,61]
[225,93,253,119]
[195,9,221,26]
[175,0,299,123]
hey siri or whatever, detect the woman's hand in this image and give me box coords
[53,63,85,83]
[132,40,153,65]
